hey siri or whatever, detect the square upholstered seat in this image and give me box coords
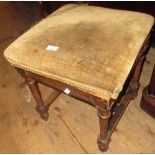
[4,4,154,99]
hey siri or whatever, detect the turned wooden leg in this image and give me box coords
[97,106,111,151]
[25,76,49,121]
[130,56,146,99]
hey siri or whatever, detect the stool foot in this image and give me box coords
[36,105,49,121]
[97,135,110,152]
[130,81,140,100]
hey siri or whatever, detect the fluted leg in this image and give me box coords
[97,107,111,151]
[25,76,49,121]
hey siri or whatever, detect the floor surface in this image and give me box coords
[0,2,155,153]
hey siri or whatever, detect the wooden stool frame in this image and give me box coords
[15,31,152,151]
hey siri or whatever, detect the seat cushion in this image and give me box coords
[4,4,154,99]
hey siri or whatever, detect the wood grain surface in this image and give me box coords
[0,2,155,153]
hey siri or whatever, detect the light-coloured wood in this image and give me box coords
[0,2,155,153]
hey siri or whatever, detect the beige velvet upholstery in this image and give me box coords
[4,4,154,99]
